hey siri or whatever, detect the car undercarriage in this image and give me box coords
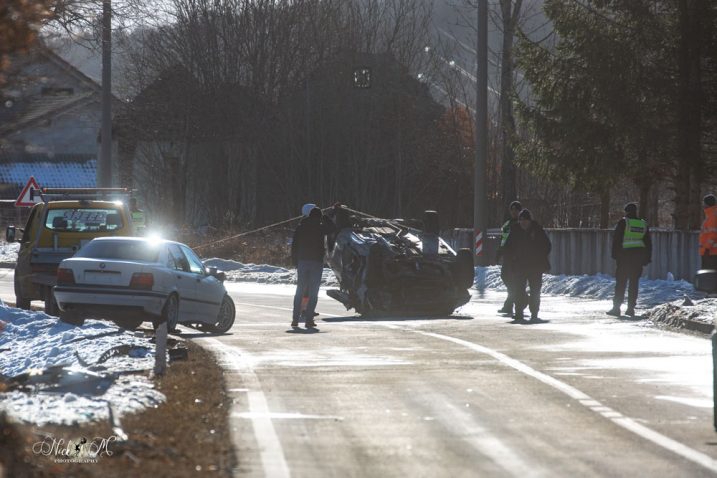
[326,209,474,316]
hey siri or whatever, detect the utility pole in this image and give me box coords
[99,0,112,187]
[474,0,488,285]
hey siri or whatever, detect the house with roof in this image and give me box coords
[0,45,121,202]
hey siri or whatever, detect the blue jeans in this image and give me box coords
[293,260,323,321]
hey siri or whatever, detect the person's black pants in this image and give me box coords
[614,262,643,309]
[514,270,542,318]
[500,263,515,311]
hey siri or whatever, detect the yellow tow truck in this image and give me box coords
[5,188,137,314]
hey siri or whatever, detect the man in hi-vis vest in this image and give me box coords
[607,203,652,317]
[129,197,148,235]
[699,194,717,270]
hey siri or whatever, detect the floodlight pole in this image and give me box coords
[99,0,112,187]
[474,1,488,271]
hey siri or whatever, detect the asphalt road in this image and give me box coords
[2,271,716,477]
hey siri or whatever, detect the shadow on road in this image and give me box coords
[322,315,474,323]
[286,327,321,334]
[508,318,551,325]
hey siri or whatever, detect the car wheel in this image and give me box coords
[44,286,59,316]
[162,294,179,331]
[14,279,30,309]
[210,294,235,334]
[59,311,85,326]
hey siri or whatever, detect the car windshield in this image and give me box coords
[45,208,123,232]
[76,241,160,262]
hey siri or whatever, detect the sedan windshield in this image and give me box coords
[76,241,160,262]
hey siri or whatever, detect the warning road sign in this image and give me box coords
[15,177,41,207]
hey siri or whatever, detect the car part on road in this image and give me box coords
[327,207,472,316]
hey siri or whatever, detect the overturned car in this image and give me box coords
[326,208,474,316]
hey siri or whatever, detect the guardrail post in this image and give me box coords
[154,321,167,375]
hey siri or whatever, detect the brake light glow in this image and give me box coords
[130,272,154,290]
[57,268,75,285]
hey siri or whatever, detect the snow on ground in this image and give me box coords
[0,241,19,263]
[0,306,164,426]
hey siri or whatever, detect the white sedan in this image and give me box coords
[53,237,235,333]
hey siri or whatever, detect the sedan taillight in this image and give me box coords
[130,272,154,290]
[57,268,75,285]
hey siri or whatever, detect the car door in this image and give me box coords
[180,245,224,321]
[167,244,197,320]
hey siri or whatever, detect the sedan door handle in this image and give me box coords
[176,275,182,279]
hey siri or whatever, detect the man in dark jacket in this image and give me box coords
[503,209,551,322]
[291,206,335,328]
[496,200,522,315]
[608,203,652,317]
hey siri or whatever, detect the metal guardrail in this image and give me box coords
[445,228,700,281]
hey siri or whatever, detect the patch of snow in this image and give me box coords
[0,241,19,263]
[203,258,338,286]
[0,305,165,425]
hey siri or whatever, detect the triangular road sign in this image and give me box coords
[15,176,41,207]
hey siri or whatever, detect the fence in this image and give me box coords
[444,228,701,282]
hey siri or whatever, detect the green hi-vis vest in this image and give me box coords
[501,220,511,246]
[131,210,146,229]
[622,218,647,249]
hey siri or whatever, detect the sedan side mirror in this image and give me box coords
[206,266,226,282]
[6,226,16,243]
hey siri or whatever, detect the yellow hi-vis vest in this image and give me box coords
[622,218,646,249]
[501,220,511,246]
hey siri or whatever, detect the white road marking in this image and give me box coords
[202,338,290,478]
[231,299,717,472]
[407,329,717,474]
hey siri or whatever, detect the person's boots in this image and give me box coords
[625,306,635,317]
[606,305,621,316]
[498,301,513,314]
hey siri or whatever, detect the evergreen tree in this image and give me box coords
[515,0,674,227]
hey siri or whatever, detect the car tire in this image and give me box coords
[44,286,59,316]
[59,311,85,326]
[14,279,30,310]
[210,294,235,334]
[162,294,179,331]
[454,248,475,290]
